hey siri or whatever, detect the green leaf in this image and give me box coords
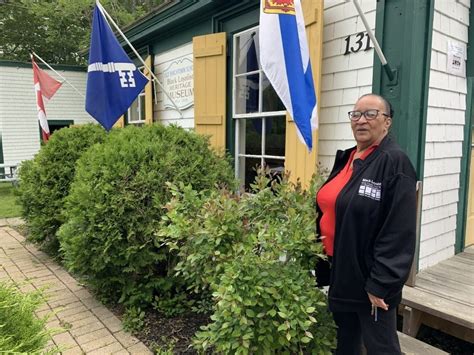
[301,336,312,343]
[278,311,287,319]
[246,309,255,317]
[242,333,252,340]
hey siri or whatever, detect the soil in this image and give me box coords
[110,306,210,354]
[138,311,210,354]
[125,312,474,354]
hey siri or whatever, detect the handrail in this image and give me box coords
[0,163,19,183]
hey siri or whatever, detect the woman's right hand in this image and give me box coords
[367,292,389,311]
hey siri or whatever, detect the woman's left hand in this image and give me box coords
[367,292,389,311]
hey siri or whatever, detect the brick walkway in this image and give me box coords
[0,222,152,354]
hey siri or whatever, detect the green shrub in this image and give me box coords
[58,124,235,307]
[162,170,324,293]
[194,255,335,354]
[122,306,145,332]
[0,282,56,353]
[161,183,251,293]
[161,170,336,353]
[16,124,106,254]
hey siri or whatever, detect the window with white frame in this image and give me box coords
[233,26,286,188]
[126,67,146,124]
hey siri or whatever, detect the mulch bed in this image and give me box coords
[137,311,210,354]
[128,312,474,354]
[123,312,474,354]
[108,304,210,354]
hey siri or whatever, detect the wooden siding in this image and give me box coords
[318,0,376,171]
[420,0,470,269]
[0,65,94,165]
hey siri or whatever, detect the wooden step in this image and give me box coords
[402,286,474,330]
[398,331,448,354]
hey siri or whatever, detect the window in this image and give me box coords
[233,26,286,188]
[126,67,146,125]
[47,120,74,134]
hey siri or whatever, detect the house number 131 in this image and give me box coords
[343,32,372,55]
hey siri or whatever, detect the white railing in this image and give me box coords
[0,163,19,183]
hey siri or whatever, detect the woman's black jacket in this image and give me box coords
[315,135,417,312]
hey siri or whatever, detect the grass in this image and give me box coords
[0,282,57,353]
[0,182,22,218]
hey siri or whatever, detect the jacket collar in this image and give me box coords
[333,135,393,175]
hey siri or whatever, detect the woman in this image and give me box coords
[316,94,417,354]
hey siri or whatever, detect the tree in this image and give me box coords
[0,0,163,65]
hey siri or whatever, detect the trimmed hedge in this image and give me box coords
[16,124,106,254]
[58,124,235,306]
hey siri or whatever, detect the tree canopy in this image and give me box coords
[0,0,163,65]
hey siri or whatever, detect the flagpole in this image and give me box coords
[96,0,184,118]
[31,52,86,99]
[352,0,396,81]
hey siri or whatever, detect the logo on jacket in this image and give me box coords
[263,0,296,15]
[358,178,382,201]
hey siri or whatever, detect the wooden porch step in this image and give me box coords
[401,285,474,343]
[398,331,448,355]
[402,286,474,329]
[402,246,474,343]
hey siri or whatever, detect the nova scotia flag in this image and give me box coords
[259,0,317,151]
[86,4,148,131]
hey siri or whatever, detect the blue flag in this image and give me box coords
[259,0,317,151]
[85,5,148,131]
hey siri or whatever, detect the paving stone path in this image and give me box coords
[0,221,152,354]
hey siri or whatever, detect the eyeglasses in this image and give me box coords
[348,109,390,121]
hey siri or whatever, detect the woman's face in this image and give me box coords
[351,95,392,149]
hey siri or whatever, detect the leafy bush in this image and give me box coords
[161,183,251,293]
[152,292,190,317]
[122,306,145,332]
[194,256,335,354]
[162,171,324,293]
[161,170,336,353]
[58,124,235,307]
[153,337,177,355]
[0,282,56,353]
[16,124,106,254]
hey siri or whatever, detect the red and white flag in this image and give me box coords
[32,55,62,142]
